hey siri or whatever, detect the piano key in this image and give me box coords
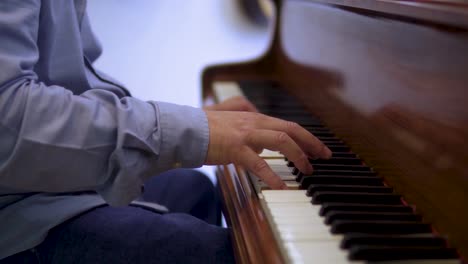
[308,157,363,165]
[328,152,358,158]
[320,203,414,216]
[289,162,372,172]
[285,240,353,264]
[265,158,288,166]
[340,233,448,249]
[348,245,459,261]
[212,81,244,101]
[312,164,372,171]
[311,192,402,205]
[300,176,384,189]
[368,260,461,264]
[277,173,297,181]
[322,139,346,145]
[309,132,336,138]
[259,149,284,159]
[307,185,393,196]
[326,145,351,152]
[303,126,332,133]
[257,179,300,190]
[262,190,310,203]
[295,169,377,178]
[325,211,422,225]
[331,220,433,235]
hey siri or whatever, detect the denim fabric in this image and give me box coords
[2,169,234,264]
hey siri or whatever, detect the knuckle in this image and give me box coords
[252,159,269,173]
[285,121,300,132]
[276,132,289,145]
[243,130,255,144]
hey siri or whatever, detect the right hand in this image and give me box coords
[205,110,332,189]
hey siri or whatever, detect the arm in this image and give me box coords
[0,1,208,206]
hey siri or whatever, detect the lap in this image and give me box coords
[141,169,221,225]
[36,207,234,264]
[2,169,233,264]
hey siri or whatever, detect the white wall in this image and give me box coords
[87,0,270,107]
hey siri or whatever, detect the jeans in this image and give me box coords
[2,169,235,264]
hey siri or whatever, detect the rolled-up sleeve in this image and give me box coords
[0,1,209,206]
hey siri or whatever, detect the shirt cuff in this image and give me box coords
[155,102,209,170]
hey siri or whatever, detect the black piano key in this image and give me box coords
[325,145,351,152]
[348,245,459,261]
[320,203,414,216]
[273,115,322,125]
[309,158,362,165]
[311,164,372,171]
[289,161,372,171]
[311,192,401,205]
[331,220,432,235]
[300,176,384,189]
[321,140,346,146]
[316,136,341,141]
[296,170,378,182]
[307,185,393,196]
[324,211,422,225]
[303,126,331,133]
[309,132,336,137]
[341,234,448,249]
[330,152,358,158]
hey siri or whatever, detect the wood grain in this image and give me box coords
[203,0,468,261]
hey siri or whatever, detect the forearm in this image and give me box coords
[0,79,209,205]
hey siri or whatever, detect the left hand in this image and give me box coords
[203,96,258,112]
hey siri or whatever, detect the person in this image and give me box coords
[0,0,332,263]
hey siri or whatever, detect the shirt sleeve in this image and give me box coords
[0,1,209,206]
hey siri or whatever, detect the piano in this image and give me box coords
[202,0,468,263]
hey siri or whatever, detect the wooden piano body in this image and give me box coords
[202,0,468,262]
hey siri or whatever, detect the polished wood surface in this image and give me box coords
[203,0,468,262]
[217,165,284,264]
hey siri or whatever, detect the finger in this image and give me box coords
[237,147,287,190]
[246,129,313,174]
[253,115,332,159]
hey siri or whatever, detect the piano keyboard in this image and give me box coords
[213,81,461,264]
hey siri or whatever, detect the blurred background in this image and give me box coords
[87,0,271,107]
[87,0,272,182]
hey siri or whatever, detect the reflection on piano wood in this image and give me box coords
[203,0,468,263]
[213,81,463,263]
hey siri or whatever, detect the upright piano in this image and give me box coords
[202,0,468,263]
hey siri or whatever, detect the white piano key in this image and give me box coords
[212,81,244,102]
[268,207,319,218]
[265,159,289,166]
[285,240,352,264]
[260,149,285,158]
[273,215,324,225]
[262,190,309,203]
[269,165,293,174]
[375,260,461,264]
[257,180,300,190]
[277,224,337,242]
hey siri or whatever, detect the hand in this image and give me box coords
[203,96,258,112]
[205,111,332,189]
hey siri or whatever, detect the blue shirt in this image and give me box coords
[0,0,209,258]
